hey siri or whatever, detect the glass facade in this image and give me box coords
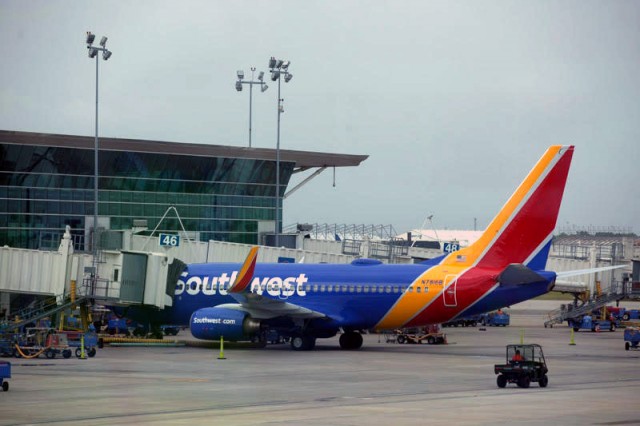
[0,142,294,250]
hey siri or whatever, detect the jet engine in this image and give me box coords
[190,307,260,341]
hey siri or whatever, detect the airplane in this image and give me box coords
[129,145,587,350]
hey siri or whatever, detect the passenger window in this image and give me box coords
[342,285,348,292]
[305,284,311,292]
[363,286,370,293]
[320,284,326,292]
[416,287,421,293]
[356,286,362,293]
[385,285,391,293]
[313,284,319,292]
[327,285,333,292]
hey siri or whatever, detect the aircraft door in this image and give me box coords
[443,275,458,307]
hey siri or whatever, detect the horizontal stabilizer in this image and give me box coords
[498,264,546,287]
[556,265,626,279]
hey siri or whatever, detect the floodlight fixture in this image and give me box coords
[261,84,268,93]
[235,81,243,91]
[237,70,244,80]
[271,70,280,81]
[258,71,264,81]
[284,73,292,83]
[269,57,276,68]
[102,50,112,60]
[88,47,98,58]
[281,61,290,70]
[275,59,283,69]
[86,31,95,45]
[99,36,108,47]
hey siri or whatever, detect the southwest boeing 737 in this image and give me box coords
[137,145,582,350]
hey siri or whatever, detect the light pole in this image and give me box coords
[85,31,112,276]
[268,57,293,248]
[235,67,268,148]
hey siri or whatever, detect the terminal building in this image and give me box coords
[0,130,367,251]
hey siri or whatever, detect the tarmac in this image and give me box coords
[1,300,639,426]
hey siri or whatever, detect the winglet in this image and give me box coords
[228,246,259,293]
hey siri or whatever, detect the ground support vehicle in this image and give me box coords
[0,333,17,357]
[394,326,446,345]
[621,309,640,321]
[0,361,10,391]
[624,328,640,350]
[60,331,98,357]
[13,328,72,359]
[568,315,616,332]
[480,311,510,326]
[442,316,480,327]
[494,344,548,388]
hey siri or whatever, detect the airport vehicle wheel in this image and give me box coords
[622,313,630,321]
[75,348,82,358]
[88,348,97,357]
[610,324,616,332]
[625,342,630,351]
[497,375,507,388]
[2,382,8,392]
[573,327,579,332]
[45,349,55,359]
[63,349,71,359]
[396,335,406,344]
[518,376,530,388]
[539,375,548,388]
[427,336,436,345]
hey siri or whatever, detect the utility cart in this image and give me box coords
[0,361,10,391]
[624,327,640,351]
[494,344,549,388]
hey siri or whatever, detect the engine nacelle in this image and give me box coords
[190,307,260,341]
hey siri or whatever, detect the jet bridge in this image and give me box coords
[0,227,182,328]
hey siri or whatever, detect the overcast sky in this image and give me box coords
[1,1,638,235]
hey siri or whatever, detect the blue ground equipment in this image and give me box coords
[624,328,639,351]
[0,361,10,391]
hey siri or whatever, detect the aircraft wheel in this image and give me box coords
[427,336,436,345]
[88,348,97,357]
[45,349,55,359]
[396,335,406,344]
[62,349,71,359]
[539,375,548,388]
[291,335,315,351]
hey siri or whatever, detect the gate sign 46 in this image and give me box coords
[159,233,180,247]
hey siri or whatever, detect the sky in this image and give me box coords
[1,0,638,235]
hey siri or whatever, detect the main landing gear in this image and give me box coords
[290,335,316,351]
